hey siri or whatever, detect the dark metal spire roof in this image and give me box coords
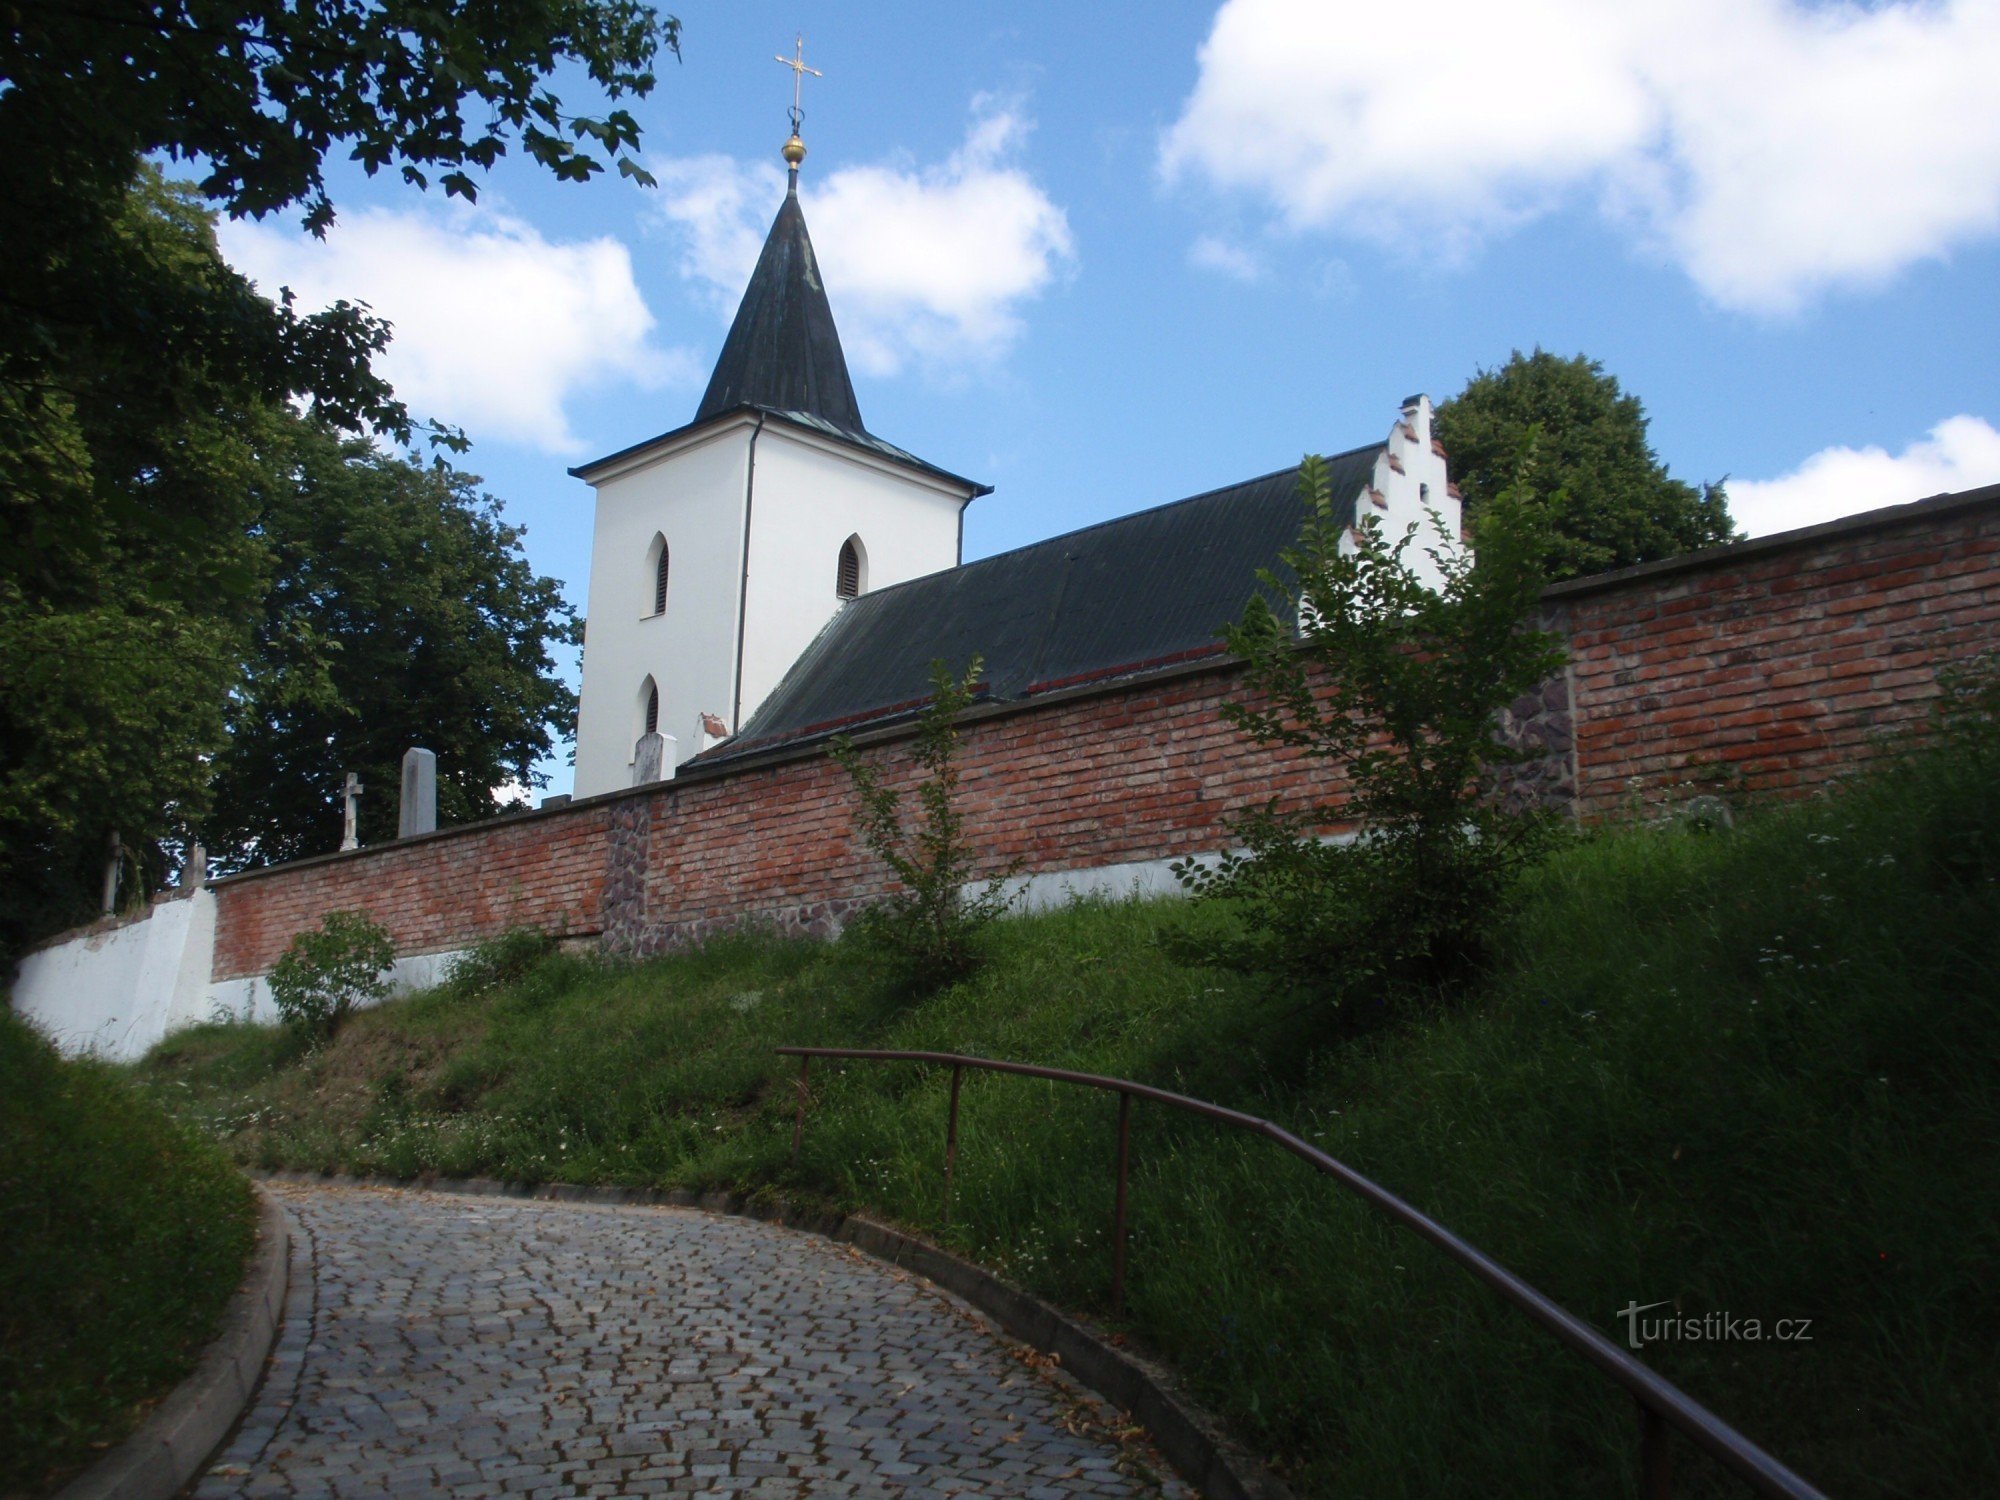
[694,185,863,431]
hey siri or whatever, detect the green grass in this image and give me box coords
[136,741,2000,1497]
[1,1009,256,1497]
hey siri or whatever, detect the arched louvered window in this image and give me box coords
[836,535,865,600]
[651,538,670,616]
[644,682,660,736]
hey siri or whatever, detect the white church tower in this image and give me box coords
[570,126,987,797]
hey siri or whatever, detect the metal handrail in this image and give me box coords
[776,1044,1826,1500]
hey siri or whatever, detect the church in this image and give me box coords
[568,126,1460,798]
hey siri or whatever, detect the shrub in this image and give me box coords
[445,926,559,996]
[268,910,395,1039]
[830,658,1020,992]
[0,1010,255,1493]
[1173,452,1566,1019]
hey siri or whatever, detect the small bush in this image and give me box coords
[446,927,558,996]
[831,658,1020,992]
[269,910,395,1039]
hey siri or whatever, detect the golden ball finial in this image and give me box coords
[782,133,807,167]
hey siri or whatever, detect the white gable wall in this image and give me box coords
[573,420,753,798]
[738,426,969,728]
[1349,395,1462,590]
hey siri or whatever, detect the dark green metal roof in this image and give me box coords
[716,443,1381,758]
[696,186,861,430]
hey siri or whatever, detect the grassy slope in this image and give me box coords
[138,745,2000,1497]
[0,1010,256,1498]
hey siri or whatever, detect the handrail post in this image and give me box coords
[1111,1090,1132,1316]
[943,1064,964,1229]
[791,1055,811,1163]
[1640,1401,1673,1500]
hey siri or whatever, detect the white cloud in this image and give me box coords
[1161,0,2000,312]
[1189,234,1264,282]
[653,100,1076,375]
[219,206,698,453]
[1731,417,2000,537]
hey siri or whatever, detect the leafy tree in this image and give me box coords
[0,173,299,951]
[203,422,579,869]
[1,1,680,459]
[1434,350,1735,580]
[831,660,1020,992]
[1,0,678,944]
[2,2,679,232]
[1173,456,1567,1022]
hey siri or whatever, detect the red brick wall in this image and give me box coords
[1559,493,2000,819]
[211,802,614,980]
[207,490,2000,978]
[629,668,1336,950]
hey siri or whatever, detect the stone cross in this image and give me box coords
[399,748,438,838]
[340,771,364,851]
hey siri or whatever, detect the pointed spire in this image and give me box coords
[693,140,863,431]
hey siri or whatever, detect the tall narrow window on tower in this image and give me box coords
[644,682,660,736]
[837,535,866,599]
[651,538,670,616]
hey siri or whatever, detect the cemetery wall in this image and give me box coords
[11,887,216,1058]
[16,485,2000,1057]
[1552,484,2000,818]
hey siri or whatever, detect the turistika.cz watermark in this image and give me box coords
[1617,1301,1813,1350]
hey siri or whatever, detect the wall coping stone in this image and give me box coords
[55,1187,289,1500]
[254,1169,1291,1500]
[1542,481,2000,602]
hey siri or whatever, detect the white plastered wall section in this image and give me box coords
[11,891,217,1060]
[572,421,753,798]
[204,948,470,1036]
[1347,396,1463,590]
[737,425,970,727]
[10,893,473,1063]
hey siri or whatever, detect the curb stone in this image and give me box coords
[55,1187,289,1500]
[256,1170,1293,1500]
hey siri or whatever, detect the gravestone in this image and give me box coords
[400,748,438,837]
[632,732,670,785]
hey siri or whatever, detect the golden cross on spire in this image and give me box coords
[775,35,821,135]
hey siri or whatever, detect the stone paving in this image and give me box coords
[197,1183,1192,1498]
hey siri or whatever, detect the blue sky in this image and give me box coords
[216,0,2000,797]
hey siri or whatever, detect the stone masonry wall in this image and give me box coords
[203,488,2000,981]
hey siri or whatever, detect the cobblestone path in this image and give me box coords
[198,1184,1190,1498]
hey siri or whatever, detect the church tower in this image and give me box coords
[569,120,987,799]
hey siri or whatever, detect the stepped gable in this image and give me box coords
[714,443,1382,757]
[695,182,863,432]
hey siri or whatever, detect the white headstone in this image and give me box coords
[399,748,438,837]
[632,732,668,785]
